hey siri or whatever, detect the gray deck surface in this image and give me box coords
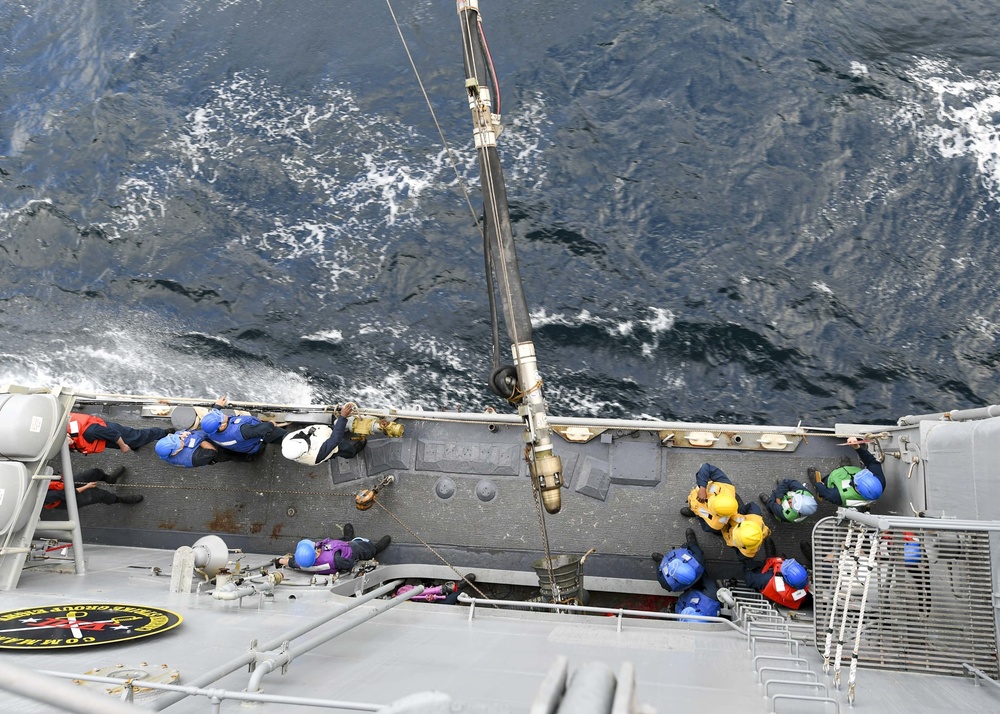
[4,545,999,713]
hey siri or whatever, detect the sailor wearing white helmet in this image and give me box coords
[281,401,367,465]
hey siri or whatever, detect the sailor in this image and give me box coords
[675,589,723,622]
[66,411,169,454]
[652,528,707,593]
[742,552,811,610]
[44,467,143,508]
[274,523,391,575]
[680,463,740,535]
[280,401,367,465]
[199,395,288,457]
[154,430,235,468]
[759,479,819,524]
[721,502,771,559]
[812,436,886,508]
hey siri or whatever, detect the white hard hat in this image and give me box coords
[281,436,308,460]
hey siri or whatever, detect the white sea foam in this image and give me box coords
[905,58,1000,203]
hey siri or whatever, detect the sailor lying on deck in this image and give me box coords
[274,523,391,575]
[67,412,169,455]
[44,467,143,508]
[280,401,366,465]
[199,395,289,458]
[154,430,237,468]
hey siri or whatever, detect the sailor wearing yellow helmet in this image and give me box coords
[681,463,741,535]
[722,501,772,558]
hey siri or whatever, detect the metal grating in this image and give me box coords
[812,517,999,677]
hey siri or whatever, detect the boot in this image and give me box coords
[685,528,698,548]
[651,552,664,564]
[679,506,695,517]
[800,540,814,564]
[103,466,127,484]
[374,535,391,555]
[342,523,355,540]
[764,537,777,560]
[117,494,144,505]
[807,466,822,483]
[758,492,771,507]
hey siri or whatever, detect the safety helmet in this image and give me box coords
[680,606,698,617]
[853,469,883,500]
[294,539,317,567]
[710,491,739,517]
[665,558,700,588]
[154,433,181,458]
[732,520,763,550]
[790,492,818,516]
[199,409,225,433]
[780,558,809,588]
[282,435,309,460]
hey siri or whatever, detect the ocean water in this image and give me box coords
[1,0,999,426]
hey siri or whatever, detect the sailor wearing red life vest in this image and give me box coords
[67,412,169,454]
[743,555,811,610]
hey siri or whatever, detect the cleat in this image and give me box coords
[342,523,355,540]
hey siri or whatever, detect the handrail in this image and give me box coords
[964,663,1000,692]
[771,693,840,713]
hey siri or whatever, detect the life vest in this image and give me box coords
[44,481,65,509]
[310,538,353,573]
[675,590,721,619]
[686,481,737,532]
[779,488,813,523]
[759,557,810,609]
[658,547,705,591]
[160,431,208,468]
[826,465,870,507]
[722,512,770,558]
[284,425,337,465]
[66,413,107,454]
[207,415,264,454]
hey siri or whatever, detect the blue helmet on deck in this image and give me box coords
[155,433,181,458]
[853,469,883,500]
[780,558,809,588]
[294,539,317,567]
[665,558,700,588]
[199,409,225,433]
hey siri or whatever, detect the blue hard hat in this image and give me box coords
[200,409,225,433]
[665,558,700,588]
[294,539,317,567]
[155,433,181,458]
[853,469,883,500]
[780,558,809,588]
[790,492,818,516]
[681,606,698,617]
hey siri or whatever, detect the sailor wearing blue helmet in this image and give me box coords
[199,395,288,457]
[154,429,235,468]
[811,436,886,509]
[652,528,707,593]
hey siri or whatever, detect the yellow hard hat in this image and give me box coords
[711,492,738,517]
[732,520,763,550]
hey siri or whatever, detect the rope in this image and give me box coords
[847,529,881,703]
[833,524,869,687]
[384,0,481,230]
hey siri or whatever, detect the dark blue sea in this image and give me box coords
[2,0,999,425]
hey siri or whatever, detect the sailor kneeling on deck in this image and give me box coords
[742,542,812,610]
[681,463,740,534]
[280,401,366,465]
[199,395,289,458]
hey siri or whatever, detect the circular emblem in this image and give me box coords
[0,604,182,649]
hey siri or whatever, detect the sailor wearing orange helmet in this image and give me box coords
[681,463,741,535]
